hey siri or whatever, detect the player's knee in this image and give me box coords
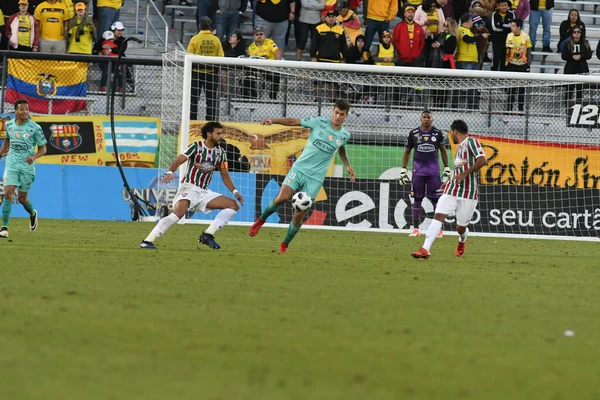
[17,195,28,205]
[230,202,240,212]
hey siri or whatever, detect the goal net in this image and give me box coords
[160,50,600,240]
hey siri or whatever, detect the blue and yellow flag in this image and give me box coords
[5,59,88,114]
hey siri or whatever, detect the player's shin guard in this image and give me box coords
[23,199,35,216]
[205,208,237,235]
[423,219,443,251]
[283,222,302,245]
[412,199,422,229]
[145,213,180,243]
[2,199,12,227]
[260,199,281,221]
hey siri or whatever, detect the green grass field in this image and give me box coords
[1,219,599,400]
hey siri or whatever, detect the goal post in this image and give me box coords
[160,50,600,240]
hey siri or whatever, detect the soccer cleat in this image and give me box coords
[411,247,430,259]
[437,230,444,238]
[198,232,221,249]
[278,242,288,254]
[248,218,265,237]
[139,240,157,249]
[0,227,8,238]
[409,228,421,237]
[456,241,466,257]
[30,209,38,231]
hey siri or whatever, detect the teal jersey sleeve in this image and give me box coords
[292,117,351,183]
[35,124,47,147]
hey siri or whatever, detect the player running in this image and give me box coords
[0,99,47,238]
[140,122,244,250]
[399,110,450,237]
[248,99,356,254]
[411,119,487,259]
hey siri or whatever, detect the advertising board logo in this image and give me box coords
[49,124,82,153]
[567,104,600,128]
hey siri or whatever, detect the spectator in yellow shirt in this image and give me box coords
[67,2,95,54]
[6,0,41,51]
[248,26,282,100]
[35,0,69,53]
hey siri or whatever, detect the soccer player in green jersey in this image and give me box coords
[412,119,487,259]
[0,99,47,238]
[140,122,244,250]
[248,99,356,254]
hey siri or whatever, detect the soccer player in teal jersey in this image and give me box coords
[0,99,47,238]
[139,122,244,250]
[412,119,487,259]
[249,99,356,254]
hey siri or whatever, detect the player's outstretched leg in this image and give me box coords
[140,213,180,249]
[1,196,12,238]
[456,227,469,257]
[249,199,280,237]
[412,218,443,259]
[279,211,304,254]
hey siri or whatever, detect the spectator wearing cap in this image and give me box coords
[504,18,531,112]
[111,21,126,54]
[470,14,488,69]
[311,10,347,99]
[373,31,395,66]
[510,0,529,21]
[254,0,295,51]
[248,27,282,99]
[6,0,40,51]
[67,2,94,54]
[337,1,363,47]
[363,0,397,49]
[98,30,124,92]
[96,0,122,39]
[34,0,69,53]
[529,0,553,53]
[297,0,324,61]
[212,0,246,43]
[392,5,424,67]
[187,16,224,121]
[490,0,514,71]
[456,12,488,108]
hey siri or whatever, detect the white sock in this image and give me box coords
[459,228,469,243]
[145,213,180,242]
[423,219,443,251]
[205,208,237,235]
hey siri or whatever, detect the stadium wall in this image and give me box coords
[0,165,597,238]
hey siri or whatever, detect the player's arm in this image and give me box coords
[163,154,188,183]
[0,136,9,159]
[261,117,301,126]
[455,155,487,183]
[439,144,451,182]
[26,144,47,165]
[399,137,412,185]
[219,165,244,205]
[338,145,356,182]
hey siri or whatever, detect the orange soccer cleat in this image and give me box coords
[409,228,421,237]
[456,241,466,257]
[278,242,288,254]
[411,247,430,259]
[248,218,265,237]
[437,230,444,238]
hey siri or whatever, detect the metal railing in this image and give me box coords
[144,0,169,53]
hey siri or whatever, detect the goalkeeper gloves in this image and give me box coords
[399,168,411,185]
[441,167,451,183]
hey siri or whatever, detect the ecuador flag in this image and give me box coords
[5,59,88,114]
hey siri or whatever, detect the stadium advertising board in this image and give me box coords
[451,135,600,190]
[567,104,600,128]
[255,174,600,237]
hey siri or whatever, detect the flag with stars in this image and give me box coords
[103,120,160,166]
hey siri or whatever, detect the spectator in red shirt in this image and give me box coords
[392,5,425,66]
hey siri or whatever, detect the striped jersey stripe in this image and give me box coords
[182,141,227,189]
[444,137,485,200]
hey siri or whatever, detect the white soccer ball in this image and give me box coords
[291,192,313,212]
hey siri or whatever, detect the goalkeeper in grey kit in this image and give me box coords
[399,111,450,237]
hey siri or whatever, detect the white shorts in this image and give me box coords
[173,182,222,213]
[435,194,478,227]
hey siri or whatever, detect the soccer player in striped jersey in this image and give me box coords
[412,119,487,259]
[248,99,356,254]
[140,122,244,250]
